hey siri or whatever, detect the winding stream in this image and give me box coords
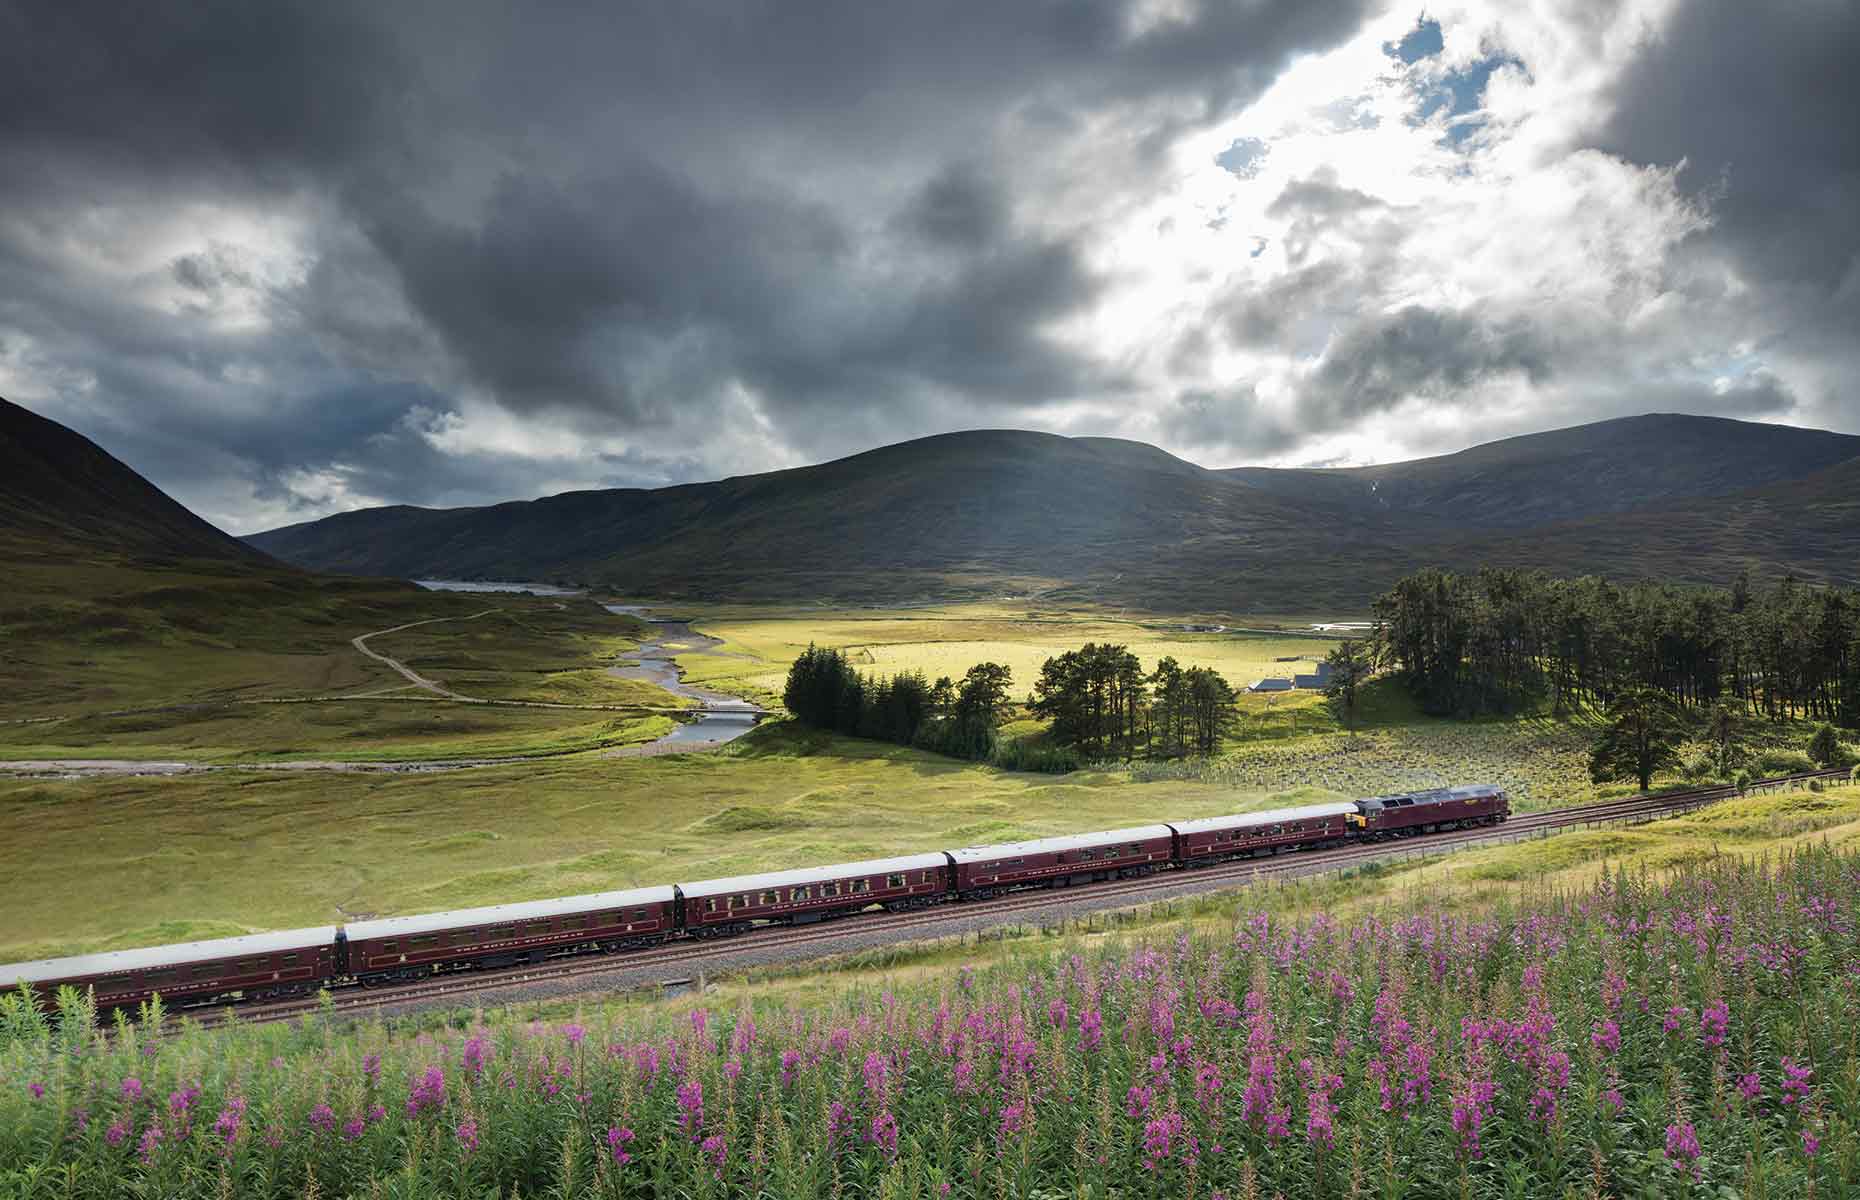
[604,605,764,747]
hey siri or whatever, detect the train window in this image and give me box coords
[1079,850,1094,861]
[490,927,514,940]
[919,871,932,883]
[236,960,258,973]
[633,909,650,919]
[563,916,585,930]
[281,955,298,966]
[1006,858,1024,867]
[706,898,720,914]
[191,965,216,978]
[381,942,398,954]
[886,874,905,889]
[759,891,778,906]
[822,882,839,897]
[791,887,811,902]
[409,937,438,950]
[850,879,870,895]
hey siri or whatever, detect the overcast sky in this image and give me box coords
[2,0,1855,533]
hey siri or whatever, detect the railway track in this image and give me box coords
[198,768,1849,1029]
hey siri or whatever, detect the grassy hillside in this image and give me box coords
[1224,411,1860,529]
[250,416,1860,609]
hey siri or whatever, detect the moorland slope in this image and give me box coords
[250,414,1860,609]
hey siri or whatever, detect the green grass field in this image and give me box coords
[0,723,1334,962]
[0,590,678,762]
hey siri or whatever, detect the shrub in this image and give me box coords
[1754,749,1816,776]
[1733,769,1754,792]
[1678,749,1715,778]
[1806,723,1843,768]
[989,738,1083,774]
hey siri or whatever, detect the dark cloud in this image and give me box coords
[0,0,1378,527]
[1590,0,1860,404]
[1304,306,1552,427]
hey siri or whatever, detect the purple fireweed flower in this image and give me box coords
[1451,1080,1500,1159]
[633,1043,661,1081]
[27,1082,44,1100]
[308,1103,337,1134]
[607,1126,635,1166]
[779,1049,801,1087]
[1141,1109,1187,1170]
[828,1027,852,1055]
[1662,1004,1688,1037]
[1700,999,1729,1049]
[868,1110,900,1161]
[137,1125,162,1164]
[1737,1072,1762,1103]
[342,1117,366,1142]
[215,1097,248,1139]
[168,1086,200,1119]
[998,1100,1028,1141]
[366,1104,386,1124]
[1079,1008,1103,1051]
[690,1009,709,1037]
[461,1035,490,1078]
[827,1100,853,1149]
[120,1077,143,1101]
[563,1023,586,1046]
[105,1118,131,1148]
[1781,1058,1813,1107]
[701,1133,727,1174]
[1664,1121,1702,1178]
[406,1067,445,1117]
[1803,1129,1821,1157]
[862,1051,889,1100]
[1126,1084,1154,1119]
[361,1053,381,1082]
[1048,998,1068,1029]
[676,1077,704,1137]
[455,1119,479,1153]
[1601,1087,1625,1114]
[722,1057,742,1082]
[1591,1019,1621,1055]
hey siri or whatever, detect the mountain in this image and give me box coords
[0,397,466,718]
[1223,413,1860,529]
[251,430,1421,606]
[250,414,1860,611]
[0,396,272,565]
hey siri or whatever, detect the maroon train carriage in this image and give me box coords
[949,825,1176,898]
[341,886,676,985]
[678,853,950,938]
[1352,784,1509,839]
[1170,801,1358,864]
[0,927,339,1012]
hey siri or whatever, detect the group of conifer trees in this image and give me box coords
[782,640,1240,764]
[781,644,1013,761]
[1373,567,1860,724]
[1028,643,1234,757]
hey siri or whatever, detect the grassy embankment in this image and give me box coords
[0,579,678,762]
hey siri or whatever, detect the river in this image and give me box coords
[602,605,763,746]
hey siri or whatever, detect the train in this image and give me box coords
[1,784,1507,1013]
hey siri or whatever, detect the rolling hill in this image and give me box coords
[0,396,480,717]
[249,414,1860,610]
[1221,413,1860,529]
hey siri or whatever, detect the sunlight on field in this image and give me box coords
[658,601,1344,705]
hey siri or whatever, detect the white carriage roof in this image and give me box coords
[948,824,1175,865]
[0,927,339,986]
[678,853,951,899]
[344,887,678,941]
[1167,802,1359,836]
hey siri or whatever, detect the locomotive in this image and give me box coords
[2,784,1506,1012]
